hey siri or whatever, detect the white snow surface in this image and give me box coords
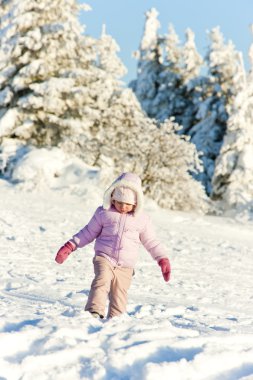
[0,151,253,380]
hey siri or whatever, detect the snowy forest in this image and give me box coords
[0,1,253,220]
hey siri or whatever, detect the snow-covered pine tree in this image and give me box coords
[61,24,128,165]
[129,8,162,116]
[131,14,204,130]
[166,27,204,133]
[96,25,127,80]
[131,18,184,122]
[150,24,185,122]
[98,88,208,212]
[211,37,252,217]
[188,27,246,195]
[0,0,103,147]
[181,28,203,84]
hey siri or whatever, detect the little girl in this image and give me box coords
[55,172,171,319]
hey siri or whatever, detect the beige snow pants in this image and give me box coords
[85,255,133,318]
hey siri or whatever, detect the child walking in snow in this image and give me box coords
[55,172,171,319]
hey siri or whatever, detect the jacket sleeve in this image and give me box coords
[72,207,103,248]
[139,216,168,262]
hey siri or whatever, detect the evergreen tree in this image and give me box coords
[60,24,128,165]
[150,24,184,122]
[176,29,204,135]
[0,0,104,146]
[129,8,162,116]
[131,15,247,198]
[131,15,204,129]
[96,25,127,80]
[212,38,252,216]
[154,27,204,125]
[188,27,246,195]
[181,28,203,83]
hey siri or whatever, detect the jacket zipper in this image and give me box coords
[116,213,127,264]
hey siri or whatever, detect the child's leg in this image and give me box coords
[108,266,133,318]
[85,256,113,318]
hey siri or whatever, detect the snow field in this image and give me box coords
[0,183,253,380]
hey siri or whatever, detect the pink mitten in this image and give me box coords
[158,258,171,282]
[55,241,76,264]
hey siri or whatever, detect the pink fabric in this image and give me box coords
[57,173,169,269]
[159,258,171,282]
[72,205,167,268]
[55,241,76,264]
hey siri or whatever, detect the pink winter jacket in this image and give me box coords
[72,205,167,268]
[71,172,168,268]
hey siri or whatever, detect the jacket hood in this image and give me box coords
[103,172,144,215]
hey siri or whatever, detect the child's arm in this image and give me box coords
[55,207,103,264]
[71,207,103,248]
[140,216,171,282]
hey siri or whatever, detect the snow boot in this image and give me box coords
[90,311,104,319]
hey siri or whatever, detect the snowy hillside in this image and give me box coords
[0,173,253,380]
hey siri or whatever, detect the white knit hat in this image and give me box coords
[103,172,144,215]
[112,186,137,205]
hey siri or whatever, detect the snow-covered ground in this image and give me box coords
[1,171,253,380]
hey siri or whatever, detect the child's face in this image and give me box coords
[113,200,135,214]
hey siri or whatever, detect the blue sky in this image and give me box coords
[80,0,253,83]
